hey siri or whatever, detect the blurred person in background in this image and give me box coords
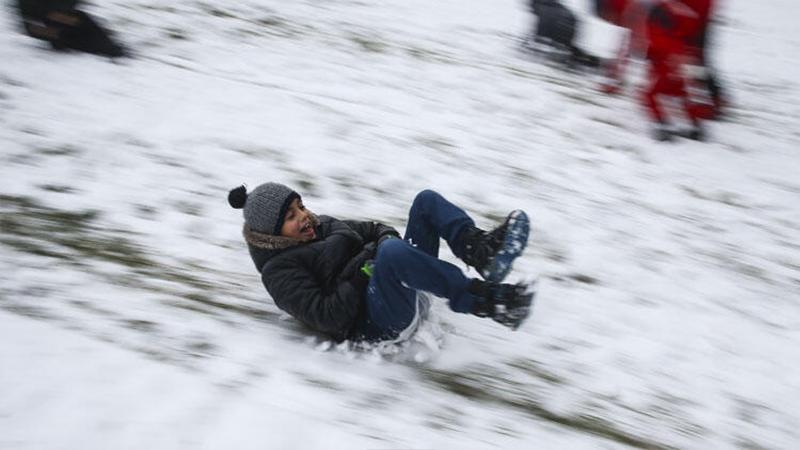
[593,0,723,141]
[16,0,127,57]
[228,183,534,344]
[524,0,602,69]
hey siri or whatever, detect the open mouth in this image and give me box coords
[300,222,314,237]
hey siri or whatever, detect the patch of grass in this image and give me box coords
[735,439,770,450]
[568,273,599,285]
[681,186,748,209]
[38,184,76,194]
[136,4,177,13]
[0,195,213,290]
[0,237,70,259]
[35,145,80,156]
[350,34,388,53]
[331,174,357,190]
[165,28,189,40]
[175,200,203,216]
[0,302,57,320]
[293,177,319,197]
[252,16,311,38]
[257,16,285,27]
[160,299,216,316]
[301,374,343,392]
[122,319,159,332]
[20,127,45,136]
[415,135,456,152]
[185,339,216,357]
[508,359,567,385]
[505,65,537,80]
[405,46,455,64]
[422,368,674,450]
[134,204,158,219]
[184,292,278,320]
[559,90,604,107]
[1,75,26,87]
[207,8,236,19]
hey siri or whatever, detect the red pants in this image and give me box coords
[642,62,712,125]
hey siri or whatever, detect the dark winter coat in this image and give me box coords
[248,215,399,342]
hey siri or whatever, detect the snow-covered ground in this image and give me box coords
[2,0,799,448]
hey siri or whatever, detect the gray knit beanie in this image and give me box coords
[228,182,300,235]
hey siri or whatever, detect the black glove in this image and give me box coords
[348,259,374,293]
[340,242,377,281]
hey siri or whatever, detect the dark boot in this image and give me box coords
[468,279,535,330]
[460,210,530,283]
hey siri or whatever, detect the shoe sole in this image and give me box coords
[508,289,535,331]
[496,284,536,331]
[482,210,530,283]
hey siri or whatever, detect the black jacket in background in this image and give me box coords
[249,215,399,342]
[530,0,578,48]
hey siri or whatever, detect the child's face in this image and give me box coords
[281,197,316,241]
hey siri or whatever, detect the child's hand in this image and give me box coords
[349,259,374,292]
[359,260,375,278]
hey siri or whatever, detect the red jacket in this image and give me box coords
[598,0,701,87]
[679,0,712,22]
[646,1,700,65]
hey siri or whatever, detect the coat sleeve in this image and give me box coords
[262,253,363,342]
[343,219,400,244]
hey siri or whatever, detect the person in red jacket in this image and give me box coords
[594,0,710,141]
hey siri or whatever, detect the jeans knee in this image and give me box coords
[377,239,419,275]
[377,238,410,261]
[411,189,440,212]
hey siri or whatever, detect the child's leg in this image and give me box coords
[403,189,474,259]
[359,239,474,341]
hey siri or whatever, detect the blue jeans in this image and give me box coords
[355,190,477,342]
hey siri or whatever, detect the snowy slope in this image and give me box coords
[1,0,799,448]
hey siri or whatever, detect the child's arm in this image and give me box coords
[344,220,400,245]
[263,257,364,342]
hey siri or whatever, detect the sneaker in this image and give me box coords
[653,124,674,142]
[461,210,530,283]
[469,279,535,330]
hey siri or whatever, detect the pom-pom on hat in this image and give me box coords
[228,182,300,235]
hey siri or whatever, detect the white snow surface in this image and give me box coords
[1,0,799,448]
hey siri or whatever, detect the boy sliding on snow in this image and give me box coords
[228,183,534,343]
